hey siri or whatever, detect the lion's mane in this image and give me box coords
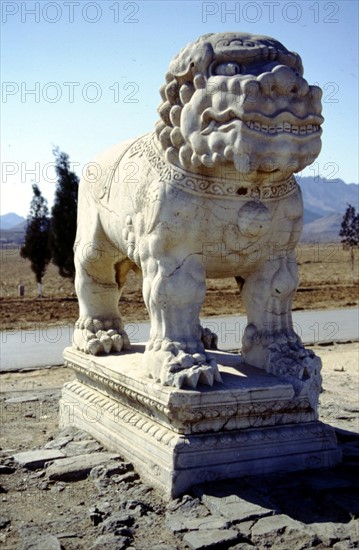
[155,32,303,171]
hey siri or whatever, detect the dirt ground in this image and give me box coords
[0,343,358,549]
[0,245,358,330]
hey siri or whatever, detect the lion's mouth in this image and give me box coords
[201,108,323,137]
[244,120,321,136]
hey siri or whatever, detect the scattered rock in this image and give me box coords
[89,501,113,525]
[13,449,65,470]
[44,436,73,450]
[91,533,132,550]
[183,527,240,549]
[231,544,259,550]
[122,499,152,516]
[333,541,358,550]
[166,512,229,534]
[46,452,121,481]
[166,495,209,518]
[5,396,39,403]
[18,533,62,549]
[90,461,133,480]
[308,521,351,546]
[194,482,274,523]
[112,471,139,485]
[99,513,135,533]
[37,480,50,490]
[0,516,11,529]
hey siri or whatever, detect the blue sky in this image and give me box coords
[1,0,358,216]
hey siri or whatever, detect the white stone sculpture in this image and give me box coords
[73,32,323,402]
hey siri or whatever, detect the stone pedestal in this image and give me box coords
[60,346,341,498]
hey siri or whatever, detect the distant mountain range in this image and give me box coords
[298,177,359,242]
[1,177,358,244]
[0,212,26,231]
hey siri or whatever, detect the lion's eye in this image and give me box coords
[214,63,241,76]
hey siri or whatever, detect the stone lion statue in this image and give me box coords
[73,32,323,398]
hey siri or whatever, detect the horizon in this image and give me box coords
[1,0,358,217]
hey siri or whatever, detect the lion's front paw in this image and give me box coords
[73,317,131,355]
[242,324,321,389]
[145,341,222,389]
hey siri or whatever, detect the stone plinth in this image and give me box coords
[60,346,341,498]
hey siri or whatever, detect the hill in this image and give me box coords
[298,177,359,217]
[301,212,343,243]
[0,212,25,230]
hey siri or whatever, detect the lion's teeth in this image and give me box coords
[246,120,319,134]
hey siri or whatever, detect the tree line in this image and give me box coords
[21,148,79,295]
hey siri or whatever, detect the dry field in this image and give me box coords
[1,244,358,330]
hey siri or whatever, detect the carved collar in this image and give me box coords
[128,133,298,201]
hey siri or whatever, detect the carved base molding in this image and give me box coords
[60,346,341,498]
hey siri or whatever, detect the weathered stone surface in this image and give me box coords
[308,521,356,547]
[61,350,341,498]
[13,449,65,470]
[46,452,120,481]
[204,495,273,523]
[251,514,319,548]
[18,534,62,550]
[251,514,302,536]
[183,528,240,549]
[61,439,103,456]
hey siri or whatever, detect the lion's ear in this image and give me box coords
[169,42,214,79]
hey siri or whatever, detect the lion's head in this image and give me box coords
[155,32,323,184]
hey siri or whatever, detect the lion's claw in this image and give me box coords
[73,317,130,355]
[145,342,222,389]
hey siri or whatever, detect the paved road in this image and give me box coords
[1,308,358,372]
